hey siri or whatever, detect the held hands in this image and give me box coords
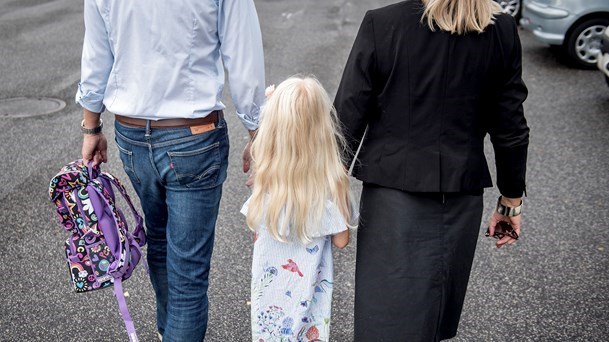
[242,139,253,173]
[242,129,257,187]
[243,86,273,186]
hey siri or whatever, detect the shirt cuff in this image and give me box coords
[75,83,106,113]
[235,106,260,131]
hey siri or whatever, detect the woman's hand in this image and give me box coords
[487,196,522,248]
[487,212,521,248]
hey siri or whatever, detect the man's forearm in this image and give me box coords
[83,109,102,129]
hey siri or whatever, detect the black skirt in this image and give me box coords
[354,184,484,342]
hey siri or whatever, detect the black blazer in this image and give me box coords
[334,0,529,198]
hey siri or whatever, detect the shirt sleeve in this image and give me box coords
[218,0,266,131]
[333,11,377,166]
[310,200,357,238]
[240,196,251,216]
[489,16,529,198]
[75,0,114,114]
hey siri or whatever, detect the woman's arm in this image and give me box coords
[334,11,377,164]
[331,229,350,249]
[489,16,529,198]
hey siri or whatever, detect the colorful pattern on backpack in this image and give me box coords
[49,160,146,341]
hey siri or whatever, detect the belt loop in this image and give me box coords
[145,120,151,138]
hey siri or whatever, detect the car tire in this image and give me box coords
[605,75,609,88]
[495,0,521,22]
[565,18,609,69]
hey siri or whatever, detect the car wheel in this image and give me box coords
[495,0,521,21]
[565,18,609,69]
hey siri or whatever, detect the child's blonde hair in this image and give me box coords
[246,75,353,242]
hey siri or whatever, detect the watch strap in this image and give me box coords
[81,119,103,135]
[496,196,522,217]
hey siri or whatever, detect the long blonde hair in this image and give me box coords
[246,76,353,242]
[422,0,502,34]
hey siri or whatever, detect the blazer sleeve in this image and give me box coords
[334,11,377,164]
[489,17,530,198]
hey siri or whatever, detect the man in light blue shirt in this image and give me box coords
[77,0,265,340]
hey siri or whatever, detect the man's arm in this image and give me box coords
[218,0,265,173]
[78,0,114,165]
[77,0,114,113]
[82,109,107,166]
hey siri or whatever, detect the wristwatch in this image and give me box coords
[496,196,522,217]
[81,119,103,135]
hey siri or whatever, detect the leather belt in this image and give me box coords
[115,111,221,128]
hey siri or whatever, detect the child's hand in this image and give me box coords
[265,84,275,98]
[246,171,255,187]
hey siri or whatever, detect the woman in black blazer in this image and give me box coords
[334,0,529,340]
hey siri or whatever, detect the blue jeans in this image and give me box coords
[114,117,229,342]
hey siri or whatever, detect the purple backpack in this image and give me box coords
[49,160,146,342]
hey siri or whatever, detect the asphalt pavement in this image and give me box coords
[0,0,608,341]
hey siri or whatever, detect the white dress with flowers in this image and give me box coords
[241,197,355,342]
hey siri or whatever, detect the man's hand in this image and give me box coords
[82,132,108,166]
[81,109,107,166]
[242,139,252,173]
[242,129,257,173]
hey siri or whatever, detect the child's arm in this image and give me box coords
[331,229,349,249]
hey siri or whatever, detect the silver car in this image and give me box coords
[520,0,609,69]
[495,0,522,20]
[598,27,609,87]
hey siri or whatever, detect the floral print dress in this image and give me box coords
[241,198,355,342]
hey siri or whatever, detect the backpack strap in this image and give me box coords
[87,178,131,278]
[113,277,139,342]
[86,170,141,341]
[95,173,148,273]
[348,125,368,177]
[114,202,149,274]
[99,172,146,247]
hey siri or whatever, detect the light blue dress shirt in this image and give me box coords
[76,0,266,131]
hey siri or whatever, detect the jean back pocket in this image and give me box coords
[168,141,221,189]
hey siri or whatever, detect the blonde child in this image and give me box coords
[241,76,357,342]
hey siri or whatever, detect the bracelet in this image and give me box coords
[81,119,103,135]
[496,196,522,217]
